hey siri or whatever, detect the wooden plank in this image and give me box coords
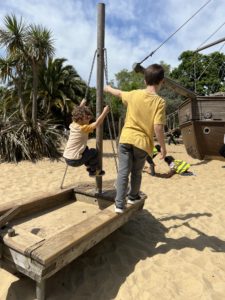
[164,77,196,99]
[2,246,44,282]
[32,199,145,267]
[0,188,75,219]
[0,206,21,228]
[2,227,45,256]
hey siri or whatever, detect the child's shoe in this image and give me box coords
[127,195,141,205]
[114,205,124,214]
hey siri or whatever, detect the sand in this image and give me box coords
[0,139,225,300]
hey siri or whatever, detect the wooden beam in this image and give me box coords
[0,188,75,220]
[31,199,145,267]
[0,206,21,228]
[163,77,196,99]
[194,36,225,52]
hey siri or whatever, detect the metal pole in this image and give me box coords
[96,3,105,194]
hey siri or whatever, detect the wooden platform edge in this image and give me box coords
[0,188,75,219]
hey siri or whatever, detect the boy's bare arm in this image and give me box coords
[90,105,110,129]
[104,85,122,98]
[154,124,167,159]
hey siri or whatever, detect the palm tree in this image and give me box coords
[0,15,27,121]
[26,24,55,125]
[39,58,86,122]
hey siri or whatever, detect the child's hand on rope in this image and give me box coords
[80,98,87,107]
[103,105,110,114]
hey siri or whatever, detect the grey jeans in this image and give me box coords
[115,143,147,209]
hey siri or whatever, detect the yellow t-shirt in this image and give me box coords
[63,122,94,160]
[119,89,166,155]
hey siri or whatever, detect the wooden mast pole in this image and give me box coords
[194,36,225,52]
[96,3,105,194]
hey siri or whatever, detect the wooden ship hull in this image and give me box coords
[178,96,225,160]
[0,184,146,300]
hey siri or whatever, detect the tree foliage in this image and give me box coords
[0,15,87,162]
[170,50,225,95]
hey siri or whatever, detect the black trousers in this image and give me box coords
[64,146,98,171]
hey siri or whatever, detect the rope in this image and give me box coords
[84,49,97,100]
[190,20,225,89]
[104,48,119,172]
[138,0,212,65]
[104,49,118,143]
[197,21,225,50]
[196,42,225,82]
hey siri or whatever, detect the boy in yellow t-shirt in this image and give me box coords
[63,100,109,176]
[104,64,167,213]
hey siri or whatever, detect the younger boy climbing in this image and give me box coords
[63,99,109,176]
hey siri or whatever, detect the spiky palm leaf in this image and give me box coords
[0,118,63,162]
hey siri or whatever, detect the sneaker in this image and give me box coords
[127,196,142,205]
[114,206,124,214]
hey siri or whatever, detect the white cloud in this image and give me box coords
[0,0,225,87]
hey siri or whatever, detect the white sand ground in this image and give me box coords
[0,140,225,300]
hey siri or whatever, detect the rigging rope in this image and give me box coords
[138,0,212,65]
[104,48,119,172]
[191,20,225,88]
[84,49,97,100]
[104,49,118,146]
[196,42,225,82]
[197,21,225,50]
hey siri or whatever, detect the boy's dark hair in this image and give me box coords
[144,64,164,85]
[155,144,161,152]
[164,155,175,165]
[72,106,93,123]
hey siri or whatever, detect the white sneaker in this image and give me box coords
[127,198,142,205]
[114,206,124,213]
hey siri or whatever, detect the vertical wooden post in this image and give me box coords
[96,3,105,194]
[36,280,46,300]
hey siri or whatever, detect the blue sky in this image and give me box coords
[0,0,225,86]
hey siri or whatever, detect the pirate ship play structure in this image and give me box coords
[178,37,225,160]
